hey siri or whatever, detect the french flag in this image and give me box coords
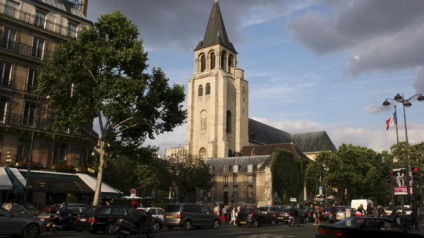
[386,111,397,130]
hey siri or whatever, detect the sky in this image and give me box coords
[86,0,424,156]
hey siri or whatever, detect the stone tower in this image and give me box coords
[185,0,249,160]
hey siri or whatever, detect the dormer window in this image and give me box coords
[247,164,253,173]
[233,165,239,173]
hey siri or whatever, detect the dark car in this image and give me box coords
[1,203,34,218]
[276,208,291,223]
[163,203,220,230]
[236,207,277,227]
[316,216,422,238]
[75,205,159,234]
[0,207,43,238]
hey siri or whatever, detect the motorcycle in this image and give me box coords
[288,215,300,227]
[114,213,155,238]
[43,210,77,232]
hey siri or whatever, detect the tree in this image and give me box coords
[37,11,186,205]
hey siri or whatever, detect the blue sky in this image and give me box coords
[86,0,424,156]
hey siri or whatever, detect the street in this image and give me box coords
[36,222,317,238]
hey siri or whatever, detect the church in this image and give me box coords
[167,0,336,206]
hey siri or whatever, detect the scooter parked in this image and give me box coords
[113,211,154,238]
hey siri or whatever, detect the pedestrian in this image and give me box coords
[3,202,13,212]
[366,203,374,217]
[329,203,337,223]
[230,206,236,225]
[357,204,365,217]
[221,204,228,224]
[213,204,220,215]
[314,204,322,226]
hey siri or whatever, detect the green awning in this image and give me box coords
[5,167,26,193]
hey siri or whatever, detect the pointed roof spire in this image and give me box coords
[195,0,236,52]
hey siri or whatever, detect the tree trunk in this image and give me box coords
[92,140,105,206]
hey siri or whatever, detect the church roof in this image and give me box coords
[194,0,236,52]
[291,131,337,152]
[248,119,292,144]
[239,143,310,161]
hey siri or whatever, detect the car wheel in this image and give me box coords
[253,220,259,227]
[105,223,115,235]
[146,227,155,238]
[22,223,40,238]
[184,220,192,230]
[212,219,220,229]
[153,220,161,232]
[271,219,276,226]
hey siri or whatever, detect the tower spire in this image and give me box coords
[195,0,236,52]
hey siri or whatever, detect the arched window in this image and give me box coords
[205,83,211,95]
[198,85,203,96]
[200,54,206,72]
[228,54,234,69]
[210,52,215,69]
[226,110,232,133]
[199,147,207,160]
[201,110,207,131]
[220,51,226,70]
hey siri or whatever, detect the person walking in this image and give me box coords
[314,205,322,226]
[357,204,365,217]
[366,203,374,217]
[329,203,337,223]
[230,205,236,225]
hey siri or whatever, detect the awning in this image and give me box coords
[18,170,93,194]
[76,173,122,198]
[0,167,13,190]
[5,167,26,193]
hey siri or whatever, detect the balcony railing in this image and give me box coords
[0,30,51,61]
[1,112,52,131]
[0,2,81,38]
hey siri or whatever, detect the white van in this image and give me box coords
[351,199,373,212]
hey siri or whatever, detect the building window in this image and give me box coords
[223,165,229,173]
[0,98,7,123]
[68,22,77,38]
[200,110,207,131]
[198,84,203,96]
[34,10,46,29]
[247,175,253,185]
[23,102,36,126]
[199,147,206,160]
[5,0,19,18]
[209,166,214,173]
[17,138,31,163]
[0,61,12,86]
[205,83,211,95]
[228,54,234,69]
[220,51,226,70]
[27,68,37,92]
[226,110,232,133]
[200,54,206,72]
[233,175,238,186]
[233,165,239,173]
[224,176,228,186]
[31,37,45,59]
[247,164,253,173]
[53,143,68,163]
[210,52,215,69]
[1,28,16,50]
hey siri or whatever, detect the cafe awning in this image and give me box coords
[5,167,26,193]
[76,173,122,198]
[0,167,13,190]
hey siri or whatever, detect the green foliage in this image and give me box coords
[271,149,303,203]
[37,11,186,205]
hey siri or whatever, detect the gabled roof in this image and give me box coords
[291,131,337,152]
[239,143,310,161]
[194,0,236,52]
[248,119,292,145]
[206,155,271,173]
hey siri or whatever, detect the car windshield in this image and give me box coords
[167,205,181,212]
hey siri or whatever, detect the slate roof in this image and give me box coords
[248,119,291,145]
[194,0,236,52]
[206,155,271,174]
[248,119,336,153]
[291,131,337,152]
[239,143,310,161]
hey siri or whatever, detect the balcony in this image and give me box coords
[0,30,51,61]
[0,2,80,38]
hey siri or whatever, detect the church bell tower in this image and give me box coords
[185,0,249,160]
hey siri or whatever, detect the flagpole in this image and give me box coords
[394,105,399,145]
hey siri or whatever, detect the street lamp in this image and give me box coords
[382,93,424,231]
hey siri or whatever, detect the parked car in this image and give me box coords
[137,206,165,231]
[334,206,348,221]
[1,203,34,218]
[276,208,291,223]
[235,207,277,227]
[75,205,131,234]
[163,203,220,230]
[316,216,421,238]
[44,203,90,214]
[0,207,43,238]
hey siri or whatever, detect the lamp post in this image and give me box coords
[382,93,424,231]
